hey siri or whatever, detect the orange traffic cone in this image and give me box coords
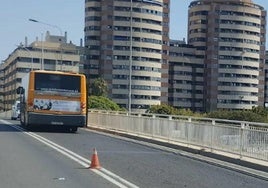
[90,148,101,169]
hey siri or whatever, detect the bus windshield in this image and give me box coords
[34,73,81,94]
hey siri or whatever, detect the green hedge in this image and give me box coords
[147,104,268,123]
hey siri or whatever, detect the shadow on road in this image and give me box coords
[0,118,78,134]
[25,126,78,134]
[0,123,21,132]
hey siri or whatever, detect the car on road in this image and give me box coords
[11,100,20,120]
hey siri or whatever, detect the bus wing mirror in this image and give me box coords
[16,87,25,94]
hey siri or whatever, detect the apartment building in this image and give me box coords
[188,0,266,112]
[0,0,266,113]
[168,40,204,112]
[0,31,83,111]
[84,0,267,113]
[84,0,170,112]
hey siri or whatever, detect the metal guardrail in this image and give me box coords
[88,110,268,162]
[1,109,266,162]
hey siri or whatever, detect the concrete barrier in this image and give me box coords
[0,110,12,119]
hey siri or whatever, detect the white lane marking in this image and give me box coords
[1,120,139,188]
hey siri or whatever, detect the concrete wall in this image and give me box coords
[0,111,11,119]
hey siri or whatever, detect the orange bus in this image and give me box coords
[17,70,87,132]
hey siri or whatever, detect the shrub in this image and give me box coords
[207,109,266,123]
[88,96,123,111]
[147,104,178,115]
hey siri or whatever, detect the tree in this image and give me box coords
[90,78,108,97]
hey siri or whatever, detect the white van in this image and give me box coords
[11,101,20,120]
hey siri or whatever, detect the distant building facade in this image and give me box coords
[168,40,204,112]
[2,0,267,113]
[188,0,266,112]
[84,0,170,111]
[84,0,267,113]
[0,31,83,111]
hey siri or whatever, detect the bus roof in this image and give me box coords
[31,70,83,76]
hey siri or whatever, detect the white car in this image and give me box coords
[11,101,20,120]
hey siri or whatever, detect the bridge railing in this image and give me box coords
[88,110,268,162]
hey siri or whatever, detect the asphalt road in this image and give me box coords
[0,119,268,188]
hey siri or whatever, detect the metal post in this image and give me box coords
[240,123,245,159]
[128,0,133,113]
[41,33,44,70]
[29,18,63,71]
[187,117,192,146]
[211,120,215,152]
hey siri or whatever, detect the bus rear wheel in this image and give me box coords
[69,127,78,133]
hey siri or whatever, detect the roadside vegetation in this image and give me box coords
[147,104,268,123]
[88,78,268,123]
[206,106,266,122]
[146,104,202,117]
[88,95,124,111]
[88,78,125,111]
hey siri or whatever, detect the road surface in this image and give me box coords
[0,119,267,188]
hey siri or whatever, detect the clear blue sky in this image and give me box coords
[0,0,267,61]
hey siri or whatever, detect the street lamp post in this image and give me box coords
[29,18,63,70]
[128,1,145,112]
[128,0,133,113]
[29,19,62,35]
[41,33,44,70]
